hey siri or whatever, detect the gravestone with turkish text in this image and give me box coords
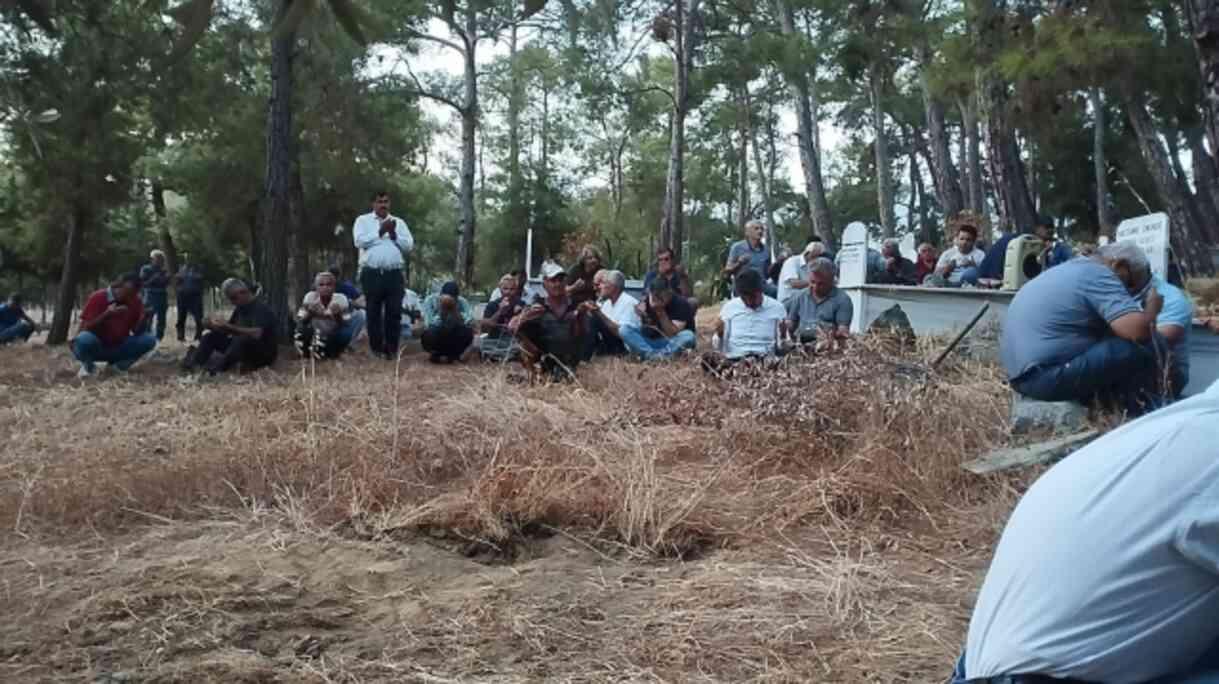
[837,222,869,288]
[1115,213,1169,277]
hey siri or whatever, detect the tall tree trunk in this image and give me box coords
[659,0,702,253]
[454,4,479,288]
[47,204,87,345]
[150,179,178,276]
[772,0,832,240]
[1186,0,1219,163]
[958,94,986,215]
[1124,90,1214,275]
[1089,88,1116,237]
[909,144,925,236]
[745,86,776,256]
[735,105,750,230]
[869,62,896,238]
[1188,125,1219,238]
[916,46,964,218]
[978,73,1037,231]
[259,0,297,335]
[288,165,308,310]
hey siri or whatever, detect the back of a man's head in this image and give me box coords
[1097,242,1152,293]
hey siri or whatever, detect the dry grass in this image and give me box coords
[0,326,1034,681]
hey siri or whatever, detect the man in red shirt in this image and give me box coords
[72,272,156,377]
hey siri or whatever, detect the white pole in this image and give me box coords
[526,228,534,280]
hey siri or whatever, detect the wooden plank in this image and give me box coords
[963,430,1101,475]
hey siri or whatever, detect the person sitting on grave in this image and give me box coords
[643,247,697,309]
[785,257,853,351]
[566,245,604,306]
[509,261,589,380]
[777,241,826,304]
[1000,242,1165,415]
[294,271,354,360]
[1153,273,1194,400]
[420,281,475,364]
[1034,215,1073,269]
[707,269,787,366]
[948,385,1219,684]
[620,279,697,361]
[871,238,919,286]
[914,242,939,285]
[72,272,157,378]
[581,269,640,358]
[182,278,278,376]
[0,294,38,345]
[932,220,986,287]
[481,273,527,362]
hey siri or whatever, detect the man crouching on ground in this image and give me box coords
[509,262,588,381]
[182,278,278,376]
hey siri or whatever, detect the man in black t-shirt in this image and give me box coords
[619,279,697,361]
[480,273,526,362]
[182,278,279,375]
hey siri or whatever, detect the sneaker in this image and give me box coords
[77,364,96,379]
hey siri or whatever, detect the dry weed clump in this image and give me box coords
[1,335,1012,561]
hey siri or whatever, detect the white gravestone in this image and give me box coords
[1115,212,1170,277]
[837,221,869,288]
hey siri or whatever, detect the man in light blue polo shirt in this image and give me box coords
[1153,274,1193,399]
[999,242,1164,414]
[950,382,1219,683]
[724,220,774,297]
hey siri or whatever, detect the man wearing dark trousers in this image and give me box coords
[353,190,414,359]
[174,256,206,342]
[182,278,278,375]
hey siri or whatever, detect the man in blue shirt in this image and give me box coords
[1000,242,1164,414]
[139,250,171,341]
[724,220,775,297]
[327,265,365,345]
[0,294,37,345]
[174,256,205,342]
[1153,274,1193,399]
[1033,216,1072,269]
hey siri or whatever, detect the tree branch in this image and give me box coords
[402,27,465,54]
[395,54,464,113]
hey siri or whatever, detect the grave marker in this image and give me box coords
[1115,212,1169,277]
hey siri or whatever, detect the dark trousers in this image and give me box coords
[140,290,169,340]
[189,330,274,374]
[176,293,204,342]
[421,323,474,360]
[582,315,626,360]
[1012,335,1163,416]
[361,267,404,355]
[294,322,354,359]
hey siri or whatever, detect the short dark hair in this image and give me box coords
[957,224,979,240]
[1034,215,1055,234]
[657,247,675,260]
[735,268,764,296]
[371,190,390,202]
[328,264,342,279]
[808,235,824,244]
[115,272,143,289]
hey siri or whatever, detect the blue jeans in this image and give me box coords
[72,331,156,371]
[0,320,34,344]
[344,309,366,344]
[1012,335,1162,416]
[620,326,696,360]
[140,290,169,340]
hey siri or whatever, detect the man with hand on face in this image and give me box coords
[72,273,157,378]
[934,222,986,287]
[1001,242,1166,415]
[581,269,640,358]
[420,281,475,364]
[785,257,853,352]
[353,190,414,359]
[182,278,278,376]
[620,279,697,361]
[509,262,589,380]
[643,247,696,308]
[481,273,526,362]
[872,238,919,286]
[0,294,38,345]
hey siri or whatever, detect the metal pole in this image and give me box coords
[526,228,534,280]
[932,302,990,368]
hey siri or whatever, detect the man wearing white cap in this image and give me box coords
[509,261,589,380]
[777,241,826,304]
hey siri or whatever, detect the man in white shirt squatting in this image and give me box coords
[703,269,786,373]
[580,269,640,358]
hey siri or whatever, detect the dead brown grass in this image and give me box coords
[0,328,1030,681]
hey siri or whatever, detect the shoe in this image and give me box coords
[77,364,96,378]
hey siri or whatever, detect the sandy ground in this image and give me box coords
[0,322,1027,683]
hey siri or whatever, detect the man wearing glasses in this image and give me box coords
[181,278,279,375]
[643,247,697,310]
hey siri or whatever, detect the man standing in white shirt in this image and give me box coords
[580,269,639,357]
[353,190,414,359]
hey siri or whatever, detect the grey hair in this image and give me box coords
[221,277,247,296]
[314,271,336,285]
[605,270,626,290]
[809,257,836,277]
[882,238,900,251]
[745,219,765,232]
[1098,241,1151,284]
[150,249,166,260]
[499,273,517,287]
